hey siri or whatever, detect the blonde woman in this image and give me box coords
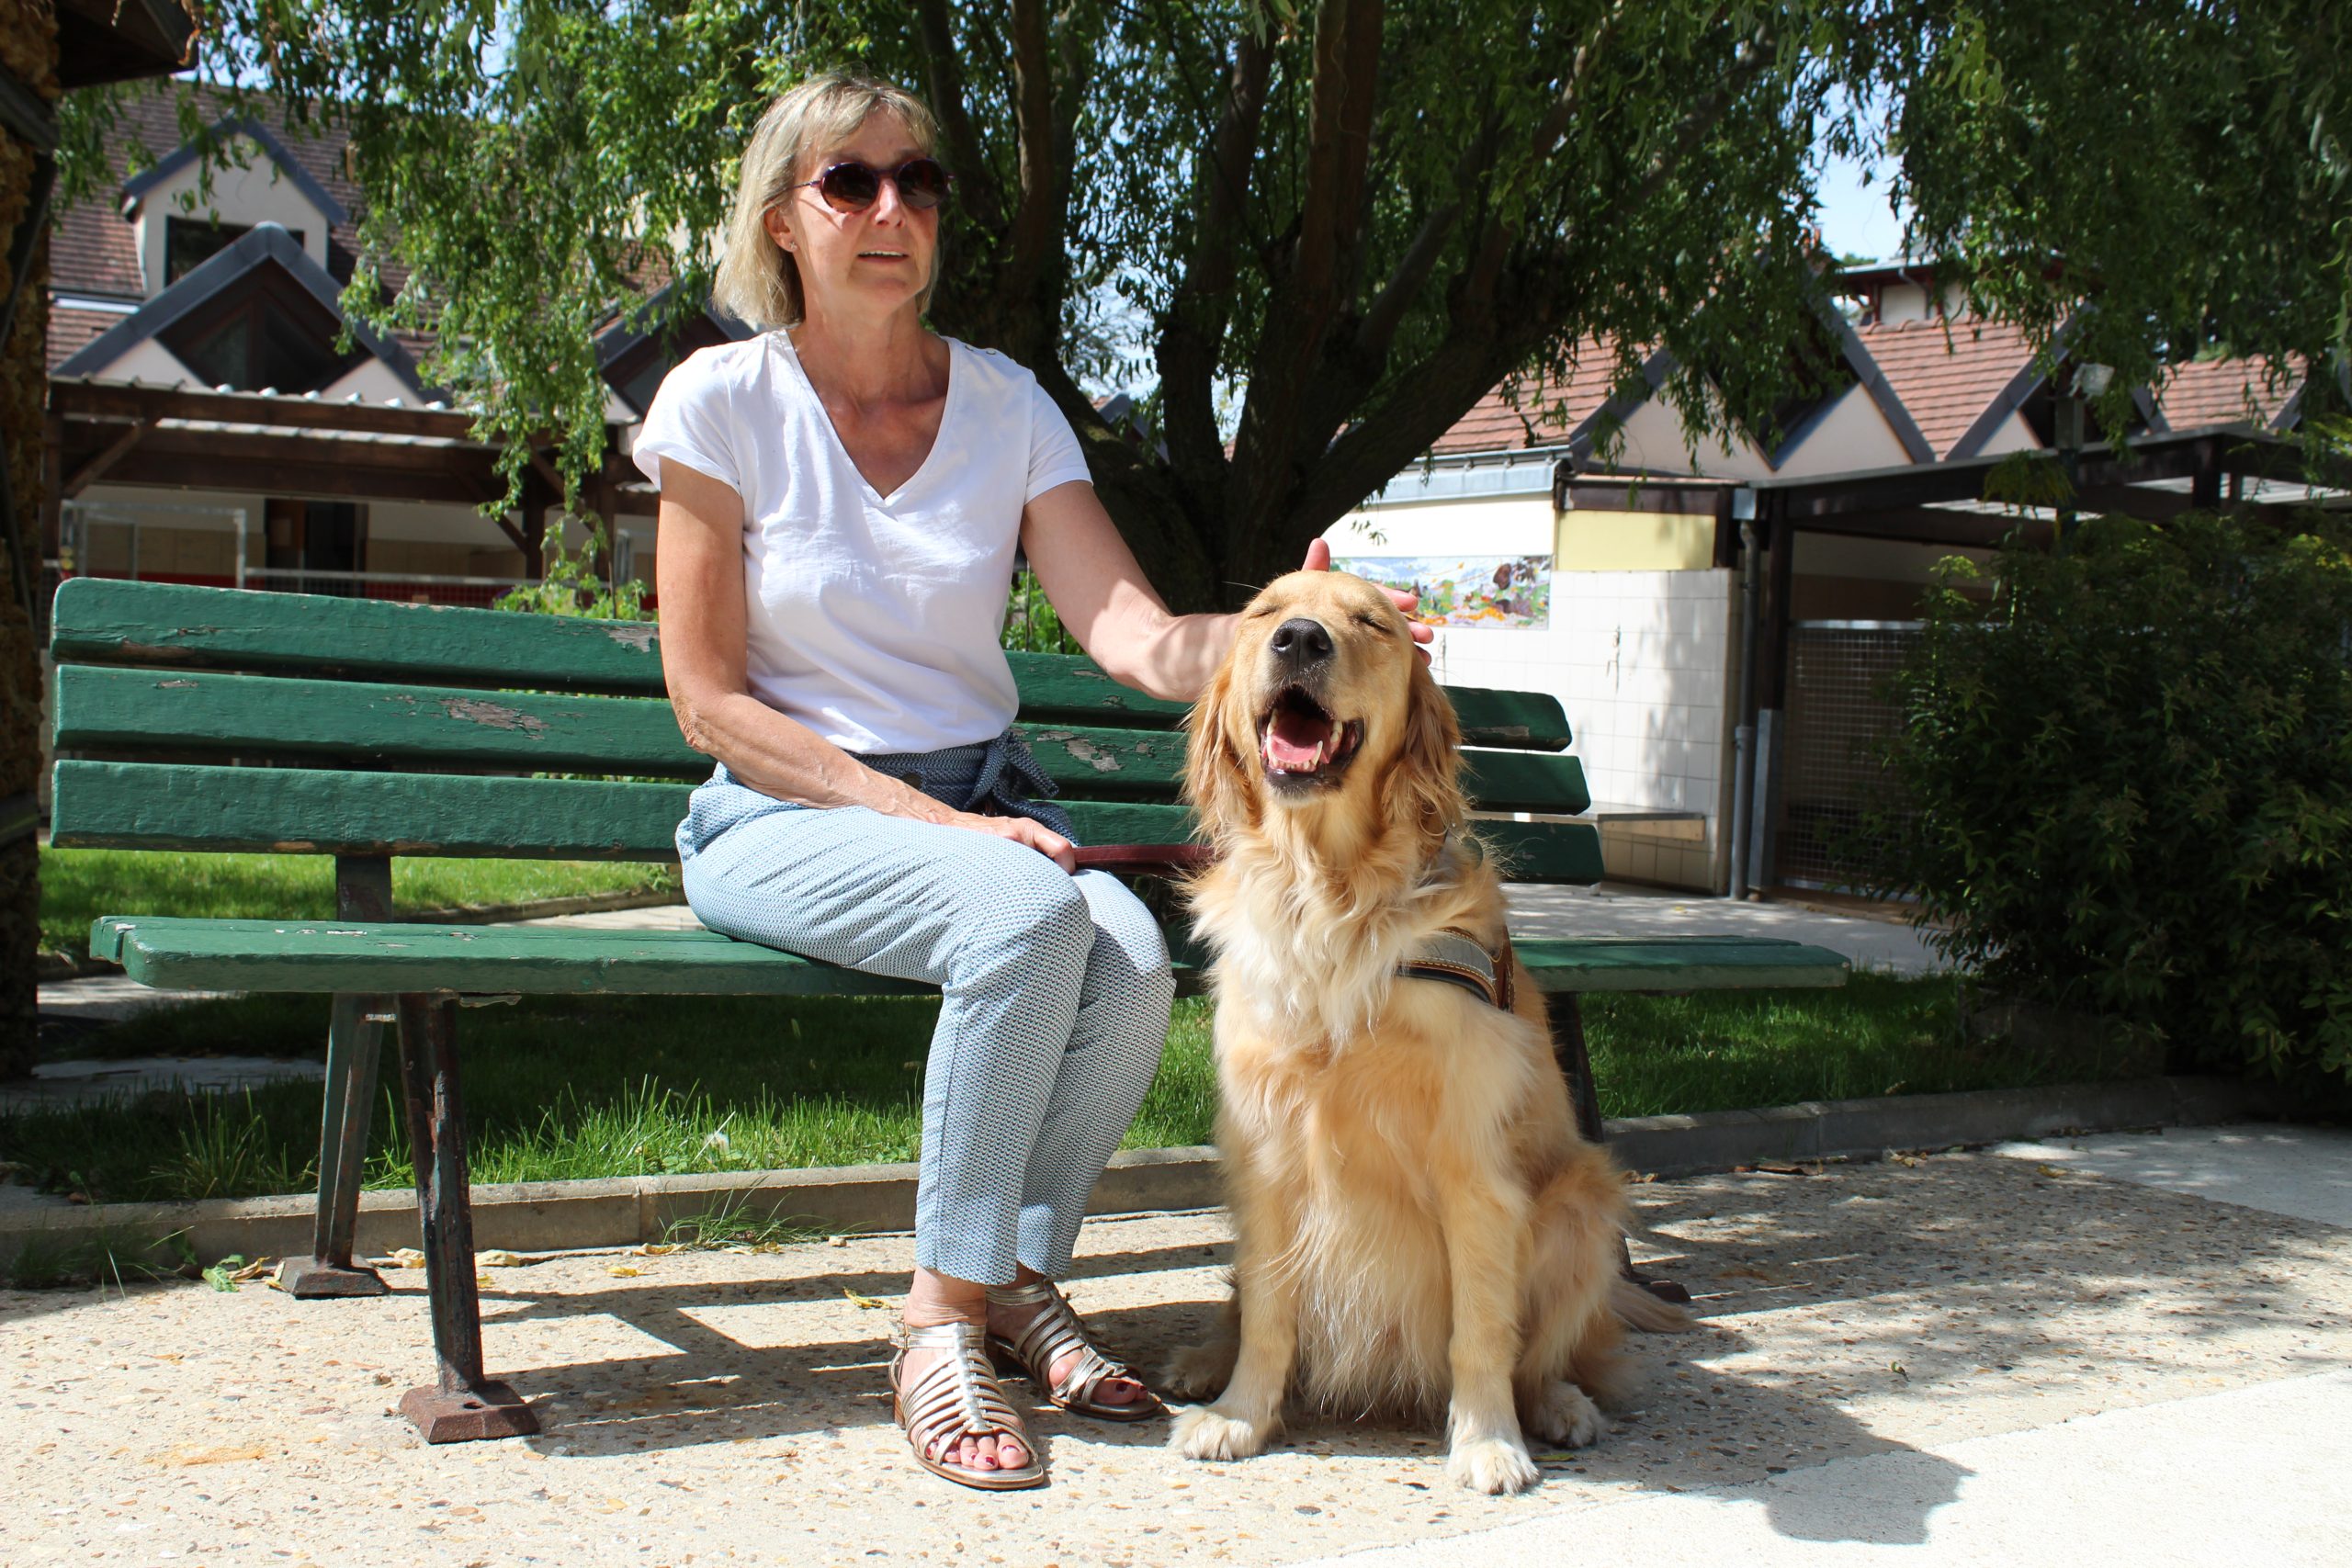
[640,72,1424,1492]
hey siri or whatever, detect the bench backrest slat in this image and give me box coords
[49,760,1607,878]
[50,581,1606,882]
[50,579,1577,752]
[50,579,669,696]
[53,664,1592,814]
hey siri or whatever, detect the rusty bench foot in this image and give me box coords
[1618,1245,1694,1306]
[400,1380,539,1444]
[395,991,535,1444]
[1552,993,1695,1307]
[280,1256,389,1298]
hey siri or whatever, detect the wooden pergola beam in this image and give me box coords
[62,417,152,498]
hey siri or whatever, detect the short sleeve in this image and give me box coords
[1024,378,1093,504]
[633,351,741,492]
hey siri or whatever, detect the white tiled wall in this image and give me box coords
[1326,505,1743,894]
[1422,569,1739,894]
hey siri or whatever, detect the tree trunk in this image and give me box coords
[0,7,56,1082]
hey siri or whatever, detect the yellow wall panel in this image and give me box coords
[1555,508,1716,571]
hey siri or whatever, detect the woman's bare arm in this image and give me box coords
[1021,480,1430,702]
[656,460,1077,870]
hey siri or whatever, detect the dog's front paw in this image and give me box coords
[1171,1404,1277,1461]
[1525,1380,1605,1449]
[1446,1434,1541,1495]
[1160,1339,1238,1402]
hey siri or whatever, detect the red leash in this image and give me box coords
[1069,844,1215,874]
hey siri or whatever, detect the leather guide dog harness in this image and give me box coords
[1396,926,1517,1012]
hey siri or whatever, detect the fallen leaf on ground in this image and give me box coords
[607,1264,645,1279]
[477,1250,525,1268]
[842,1288,888,1310]
[387,1248,426,1269]
[2034,1164,2071,1179]
[639,1244,681,1257]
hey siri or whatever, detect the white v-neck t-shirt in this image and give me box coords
[633,332,1092,754]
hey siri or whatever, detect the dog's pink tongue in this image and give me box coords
[1266,711,1331,768]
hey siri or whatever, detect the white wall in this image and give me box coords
[132,136,335,296]
[320,359,418,405]
[1604,396,1770,480]
[1324,499,1737,891]
[1770,382,1916,476]
[94,337,201,387]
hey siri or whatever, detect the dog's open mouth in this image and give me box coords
[1257,685,1363,787]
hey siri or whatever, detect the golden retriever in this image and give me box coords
[1165,569,1666,1495]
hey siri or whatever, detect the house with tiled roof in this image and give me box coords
[1320,263,2332,896]
[42,87,687,601]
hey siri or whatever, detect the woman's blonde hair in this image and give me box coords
[714,73,944,331]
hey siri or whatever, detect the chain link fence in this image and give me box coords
[1773,621,1921,891]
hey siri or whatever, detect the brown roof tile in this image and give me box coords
[46,305,131,372]
[1429,342,1634,454]
[2155,355,2301,429]
[1852,317,2041,458]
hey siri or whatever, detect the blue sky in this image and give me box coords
[1811,95,1911,265]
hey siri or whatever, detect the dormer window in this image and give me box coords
[166,217,304,286]
[153,258,363,392]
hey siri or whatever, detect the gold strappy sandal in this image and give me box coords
[985,1279,1166,1422]
[889,1321,1047,1491]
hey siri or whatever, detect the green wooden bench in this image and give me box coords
[47,576,1848,1444]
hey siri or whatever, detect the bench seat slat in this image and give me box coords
[49,669,1592,816]
[91,917,1848,998]
[49,761,1609,879]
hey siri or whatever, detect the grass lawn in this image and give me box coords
[1,974,2159,1207]
[36,846,678,958]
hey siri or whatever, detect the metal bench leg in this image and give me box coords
[281,991,390,1298]
[287,854,396,1298]
[392,991,537,1443]
[1544,992,1691,1307]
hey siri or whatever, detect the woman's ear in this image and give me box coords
[763,203,797,253]
[1183,654,1260,845]
[1388,658,1466,837]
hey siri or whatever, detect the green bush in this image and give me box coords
[1871,511,2352,1083]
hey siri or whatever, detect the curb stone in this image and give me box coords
[0,1075,2287,1271]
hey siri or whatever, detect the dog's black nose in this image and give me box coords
[1270,617,1334,665]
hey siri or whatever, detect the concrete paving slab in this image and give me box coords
[35,971,240,1022]
[1296,1369,2352,1567]
[1998,1125,2352,1229]
[4,1148,2346,1566]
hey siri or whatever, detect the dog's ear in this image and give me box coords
[1183,649,1261,844]
[1386,657,1466,838]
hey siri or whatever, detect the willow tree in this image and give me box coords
[59,0,2352,612]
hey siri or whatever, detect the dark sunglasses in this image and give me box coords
[793,157,953,214]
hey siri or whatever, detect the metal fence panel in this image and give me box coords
[1775,621,1920,891]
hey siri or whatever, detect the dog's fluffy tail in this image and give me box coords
[1611,1276,1696,1334]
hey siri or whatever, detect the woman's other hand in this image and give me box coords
[1299,539,1434,663]
[946,810,1078,874]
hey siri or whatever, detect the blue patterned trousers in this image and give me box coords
[675,735,1174,1283]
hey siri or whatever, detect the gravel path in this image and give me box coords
[6,1142,2346,1566]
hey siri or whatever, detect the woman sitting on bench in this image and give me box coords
[639,72,1419,1493]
